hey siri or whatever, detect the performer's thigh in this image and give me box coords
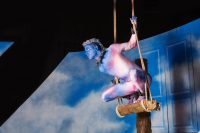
[115,82,138,96]
[101,82,138,102]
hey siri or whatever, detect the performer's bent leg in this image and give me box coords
[101,81,138,102]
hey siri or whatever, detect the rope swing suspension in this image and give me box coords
[131,0,152,102]
[115,0,160,117]
[113,0,117,43]
[113,0,124,106]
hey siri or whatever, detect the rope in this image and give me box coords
[131,0,135,17]
[113,0,117,43]
[113,0,123,105]
[132,16,152,101]
[131,0,152,101]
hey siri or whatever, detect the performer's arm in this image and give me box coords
[116,34,137,52]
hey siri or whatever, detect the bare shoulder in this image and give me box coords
[107,43,120,52]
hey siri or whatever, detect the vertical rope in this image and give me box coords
[145,83,148,100]
[113,0,117,43]
[131,0,152,101]
[131,0,135,17]
[132,18,152,101]
[113,0,123,104]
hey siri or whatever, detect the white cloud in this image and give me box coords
[0,99,72,133]
[31,70,70,104]
[67,91,129,133]
[0,54,129,133]
[0,90,128,133]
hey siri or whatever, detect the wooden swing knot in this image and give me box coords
[116,100,160,117]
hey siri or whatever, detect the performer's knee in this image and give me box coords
[101,93,112,102]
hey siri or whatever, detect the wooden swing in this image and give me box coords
[113,0,160,117]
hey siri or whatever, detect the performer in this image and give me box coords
[82,19,151,103]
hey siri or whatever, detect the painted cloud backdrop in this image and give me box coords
[0,51,137,133]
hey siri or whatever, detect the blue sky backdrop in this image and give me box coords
[0,50,140,133]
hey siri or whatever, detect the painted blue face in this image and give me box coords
[84,44,98,59]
